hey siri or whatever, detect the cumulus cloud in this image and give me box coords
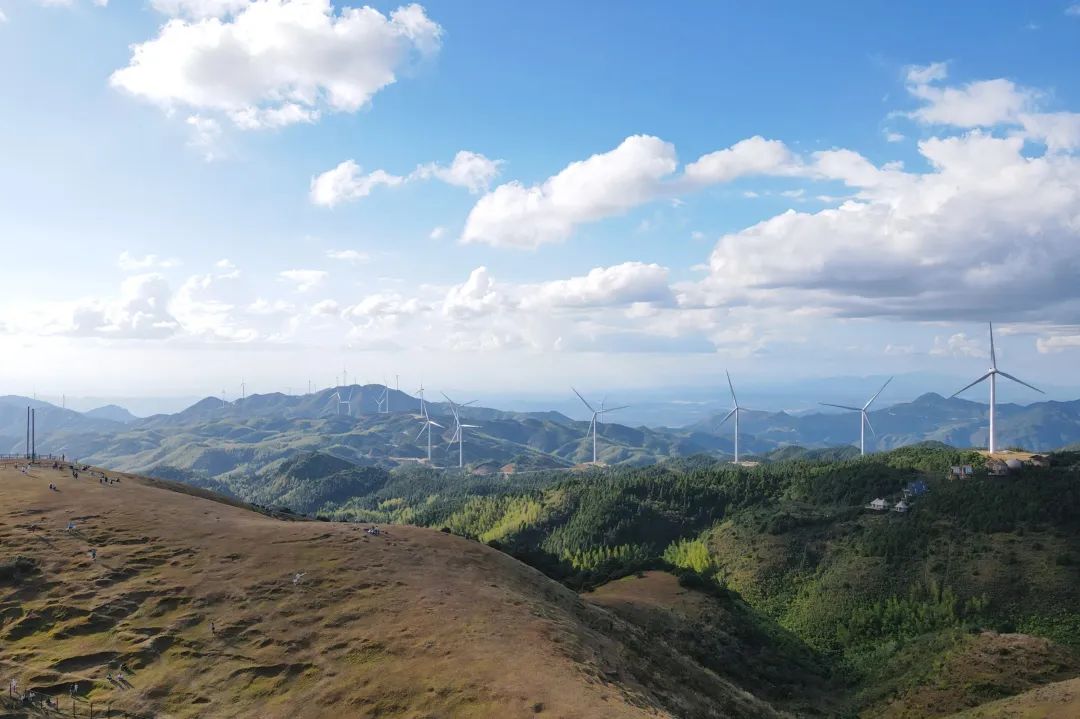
[310,161,405,207]
[695,131,1080,322]
[683,136,798,185]
[111,2,441,131]
[905,62,1080,151]
[150,0,249,19]
[930,333,988,358]
[310,150,502,207]
[278,269,327,292]
[523,262,674,309]
[461,135,678,249]
[413,151,503,193]
[68,274,179,339]
[442,267,504,318]
[458,134,830,249]
[1037,332,1080,353]
[429,226,446,240]
[310,299,340,316]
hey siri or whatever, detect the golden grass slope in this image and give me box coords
[0,463,782,719]
[944,676,1080,718]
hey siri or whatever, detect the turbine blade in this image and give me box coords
[726,370,738,407]
[820,403,860,411]
[950,371,993,398]
[440,392,460,422]
[414,425,426,441]
[428,420,444,428]
[604,405,629,412]
[461,424,480,428]
[989,321,996,369]
[863,376,893,410]
[572,387,596,413]
[863,410,877,437]
[716,408,737,427]
[462,400,477,407]
[996,370,1044,394]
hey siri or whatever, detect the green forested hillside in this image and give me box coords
[181,443,1080,716]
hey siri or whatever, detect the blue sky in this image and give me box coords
[1,0,1079,407]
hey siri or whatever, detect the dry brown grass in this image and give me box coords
[0,463,781,719]
[944,676,1080,718]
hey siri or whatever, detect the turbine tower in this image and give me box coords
[338,387,353,416]
[716,371,749,463]
[821,377,892,456]
[377,379,390,414]
[442,392,477,469]
[413,416,444,464]
[951,322,1043,454]
[572,388,627,464]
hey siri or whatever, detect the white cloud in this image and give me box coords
[150,0,249,19]
[523,262,673,309]
[310,299,340,316]
[278,269,327,292]
[1037,333,1080,353]
[429,226,446,240]
[229,103,318,130]
[117,251,180,271]
[309,161,405,207]
[311,150,502,207]
[683,136,798,185]
[442,266,504,318]
[413,150,503,193]
[67,274,179,339]
[325,249,370,263]
[0,9,7,23]
[462,135,678,249]
[884,131,905,143]
[110,2,441,131]
[694,130,1080,323]
[1019,112,1080,153]
[1067,3,1080,16]
[905,62,948,86]
[904,63,1080,152]
[930,333,987,358]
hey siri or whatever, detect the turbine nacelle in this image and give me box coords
[820,376,892,456]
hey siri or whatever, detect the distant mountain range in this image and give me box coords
[2,387,1079,476]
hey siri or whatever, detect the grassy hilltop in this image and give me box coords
[4,443,1080,717]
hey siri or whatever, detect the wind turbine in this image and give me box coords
[715,371,750,463]
[442,393,478,469]
[416,382,428,420]
[572,388,628,464]
[413,415,444,464]
[338,388,353,416]
[377,379,390,414]
[951,322,1043,454]
[821,377,892,456]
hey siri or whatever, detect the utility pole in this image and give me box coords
[31,409,35,463]
[26,406,30,460]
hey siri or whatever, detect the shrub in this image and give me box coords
[0,555,40,584]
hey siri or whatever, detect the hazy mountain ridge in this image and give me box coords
[4,389,1080,475]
